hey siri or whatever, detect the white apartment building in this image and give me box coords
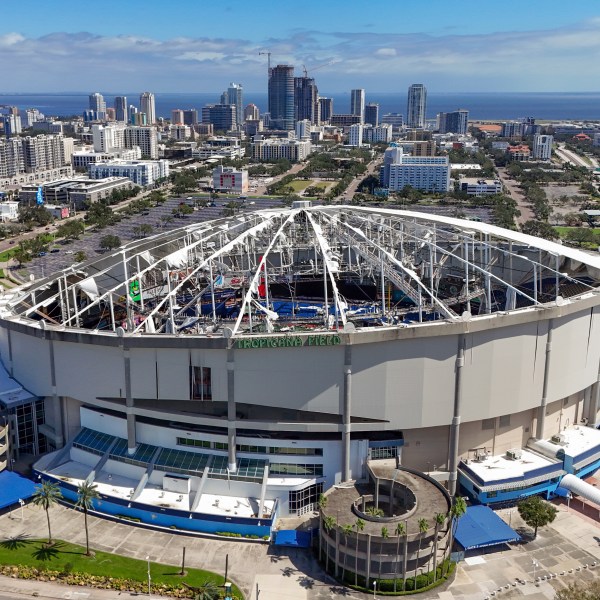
[212,165,248,194]
[92,124,126,153]
[362,124,393,144]
[124,126,158,159]
[532,134,553,161]
[388,155,450,192]
[192,137,245,160]
[72,147,141,170]
[168,125,191,141]
[89,160,169,187]
[0,201,20,222]
[295,120,312,140]
[348,124,363,147]
[251,138,311,162]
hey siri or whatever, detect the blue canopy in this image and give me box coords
[274,530,312,548]
[0,471,37,510]
[455,505,520,550]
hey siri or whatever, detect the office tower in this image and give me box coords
[224,83,243,126]
[268,65,295,130]
[1,114,22,138]
[350,89,365,122]
[244,104,260,121]
[114,96,128,122]
[201,104,236,131]
[406,84,427,128]
[128,105,138,125]
[438,109,469,135]
[183,109,198,126]
[89,92,107,120]
[364,103,379,126]
[171,109,184,125]
[533,134,553,160]
[318,97,333,123]
[295,119,311,140]
[139,92,156,125]
[294,77,319,124]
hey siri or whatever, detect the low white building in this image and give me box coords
[72,148,141,169]
[388,156,451,193]
[192,137,245,160]
[348,124,363,147]
[458,178,502,196]
[0,201,19,222]
[212,165,248,194]
[89,160,170,187]
[363,124,393,144]
[251,137,311,162]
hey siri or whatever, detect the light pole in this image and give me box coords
[18,499,24,521]
[373,579,377,598]
[532,560,539,584]
[146,555,151,595]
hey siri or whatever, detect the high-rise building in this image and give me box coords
[114,97,128,122]
[318,98,333,123]
[0,138,24,177]
[92,123,126,153]
[183,109,198,126]
[268,65,295,130]
[406,84,427,129]
[201,104,236,131]
[348,124,363,147]
[139,92,156,125]
[128,105,138,125]
[223,83,243,126]
[89,93,107,120]
[532,134,553,160]
[244,104,260,121]
[438,109,469,135]
[295,119,311,140]
[1,115,22,138]
[23,109,44,128]
[124,126,158,159]
[364,103,379,126]
[22,135,67,172]
[294,77,319,124]
[171,109,184,125]
[350,89,365,122]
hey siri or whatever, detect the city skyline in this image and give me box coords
[1,0,600,93]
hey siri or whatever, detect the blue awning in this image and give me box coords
[0,471,37,510]
[455,505,520,550]
[274,530,312,548]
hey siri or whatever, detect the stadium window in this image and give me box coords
[499,415,511,428]
[482,418,495,430]
[190,366,212,400]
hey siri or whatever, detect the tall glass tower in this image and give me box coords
[268,65,295,130]
[406,84,427,128]
[350,89,365,122]
[114,96,128,122]
[139,92,156,125]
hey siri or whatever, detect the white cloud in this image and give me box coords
[375,48,397,57]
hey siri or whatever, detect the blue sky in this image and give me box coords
[2,0,600,92]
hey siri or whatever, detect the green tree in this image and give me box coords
[517,495,557,539]
[443,496,467,577]
[18,205,53,226]
[56,219,85,241]
[354,518,365,586]
[521,220,559,240]
[32,480,63,544]
[378,526,389,581]
[432,513,446,582]
[172,203,194,218]
[191,580,220,600]
[415,519,428,582]
[394,521,406,592]
[322,516,336,574]
[340,524,353,582]
[74,251,87,263]
[85,201,118,229]
[555,579,600,600]
[12,243,31,267]
[99,235,121,251]
[76,481,100,555]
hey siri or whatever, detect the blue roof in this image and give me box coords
[455,505,520,550]
[0,471,37,510]
[274,530,312,548]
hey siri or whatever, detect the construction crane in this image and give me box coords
[258,50,272,75]
[302,59,337,78]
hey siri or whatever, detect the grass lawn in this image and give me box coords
[553,226,600,236]
[288,179,312,192]
[0,247,16,262]
[0,537,242,597]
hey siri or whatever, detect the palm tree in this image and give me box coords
[323,515,336,574]
[317,495,328,564]
[31,480,63,545]
[378,526,389,581]
[193,580,220,600]
[432,513,446,582]
[354,518,365,586]
[76,481,100,556]
[393,522,406,592]
[415,518,428,588]
[443,496,467,577]
[341,524,353,583]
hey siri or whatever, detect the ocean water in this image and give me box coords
[0,91,598,121]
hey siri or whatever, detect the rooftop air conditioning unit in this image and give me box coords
[551,434,566,445]
[506,449,523,460]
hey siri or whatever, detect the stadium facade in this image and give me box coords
[1,204,600,534]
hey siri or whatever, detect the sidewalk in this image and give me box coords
[1,501,599,600]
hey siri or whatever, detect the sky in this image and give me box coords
[1,0,600,93]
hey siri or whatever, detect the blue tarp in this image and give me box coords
[0,471,37,510]
[554,486,571,498]
[455,505,520,550]
[274,530,312,548]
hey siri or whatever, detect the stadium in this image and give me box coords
[2,202,600,537]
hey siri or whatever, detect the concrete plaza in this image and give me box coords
[0,500,599,600]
